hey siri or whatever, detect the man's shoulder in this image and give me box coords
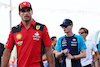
[57,35,66,42]
[33,22,45,31]
[35,22,45,26]
[0,42,5,57]
[12,24,21,33]
[0,42,4,46]
[74,34,84,39]
[74,34,82,37]
[0,42,4,48]
[59,35,66,40]
[86,40,95,45]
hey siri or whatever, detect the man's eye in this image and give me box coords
[27,9,30,12]
[21,10,25,12]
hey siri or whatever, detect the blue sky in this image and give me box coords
[0,0,100,44]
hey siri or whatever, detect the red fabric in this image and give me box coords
[5,19,52,67]
[20,1,31,9]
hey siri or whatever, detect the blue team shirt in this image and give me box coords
[55,34,86,67]
[98,40,100,51]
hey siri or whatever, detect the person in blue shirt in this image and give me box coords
[51,36,62,67]
[98,40,100,66]
[98,40,100,54]
[55,19,87,67]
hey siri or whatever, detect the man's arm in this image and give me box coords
[93,51,99,62]
[73,49,86,59]
[54,49,69,58]
[91,51,99,66]
[65,49,86,60]
[54,50,63,58]
[45,46,55,67]
[1,48,11,67]
[55,49,86,60]
[42,53,47,61]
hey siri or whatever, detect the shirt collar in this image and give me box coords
[19,19,36,27]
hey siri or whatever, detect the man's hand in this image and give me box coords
[66,53,74,59]
[63,48,69,54]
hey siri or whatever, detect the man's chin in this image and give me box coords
[24,19,30,22]
[25,20,29,22]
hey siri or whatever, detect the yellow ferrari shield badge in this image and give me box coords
[36,25,40,30]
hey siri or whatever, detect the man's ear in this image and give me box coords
[31,10,33,15]
[71,25,73,28]
[86,33,88,36]
[19,12,20,16]
[19,12,21,16]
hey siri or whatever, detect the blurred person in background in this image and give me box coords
[97,41,100,67]
[0,42,10,67]
[0,42,5,67]
[42,36,62,67]
[79,27,99,67]
[51,36,62,67]
[54,19,86,67]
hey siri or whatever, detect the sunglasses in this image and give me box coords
[62,26,68,28]
[78,32,85,34]
[21,9,31,12]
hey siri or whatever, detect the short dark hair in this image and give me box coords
[51,36,57,41]
[79,27,89,34]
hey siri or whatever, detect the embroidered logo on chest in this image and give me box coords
[16,34,22,39]
[33,32,40,40]
[71,38,77,46]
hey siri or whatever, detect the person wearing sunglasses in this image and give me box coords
[79,27,99,67]
[1,1,55,67]
[54,19,87,67]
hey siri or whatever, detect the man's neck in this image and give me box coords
[66,32,74,37]
[53,45,55,48]
[84,38,87,42]
[22,19,33,29]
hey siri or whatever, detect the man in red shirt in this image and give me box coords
[1,1,55,67]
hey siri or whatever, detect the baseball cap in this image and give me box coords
[19,1,32,11]
[60,19,73,27]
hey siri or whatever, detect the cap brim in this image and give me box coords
[60,24,68,27]
[20,7,32,11]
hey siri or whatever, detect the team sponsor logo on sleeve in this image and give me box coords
[16,34,22,39]
[36,25,40,30]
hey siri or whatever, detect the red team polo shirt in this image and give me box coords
[5,19,52,67]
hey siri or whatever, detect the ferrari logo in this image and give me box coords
[23,3,26,5]
[36,25,40,30]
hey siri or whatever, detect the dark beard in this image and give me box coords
[24,18,31,22]
[24,20,30,22]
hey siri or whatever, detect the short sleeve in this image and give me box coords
[78,36,87,51]
[55,38,62,51]
[42,25,52,47]
[5,29,15,49]
[98,40,100,51]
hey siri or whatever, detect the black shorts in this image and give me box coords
[83,64,91,67]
